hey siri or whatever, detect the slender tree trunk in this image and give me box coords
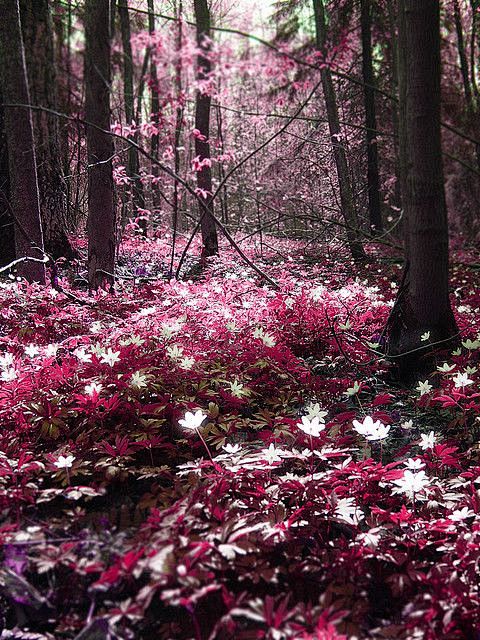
[171,0,184,272]
[453,0,480,170]
[396,0,408,249]
[469,0,479,99]
[312,0,365,261]
[20,0,75,260]
[118,0,146,231]
[147,0,161,211]
[84,0,116,289]
[194,0,218,258]
[386,0,458,377]
[0,0,45,283]
[360,0,382,233]
[453,0,473,105]
[385,0,402,210]
[0,93,15,267]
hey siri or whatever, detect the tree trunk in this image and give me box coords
[453,0,480,170]
[147,0,161,211]
[170,0,184,275]
[84,0,116,289]
[118,0,146,230]
[0,0,45,283]
[0,93,15,268]
[194,0,218,258]
[385,0,402,210]
[312,0,365,261]
[20,0,75,260]
[360,0,382,234]
[386,0,458,378]
[453,0,472,105]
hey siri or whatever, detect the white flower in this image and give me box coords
[90,321,103,334]
[130,371,148,389]
[357,529,381,549]
[139,306,156,316]
[0,368,16,382]
[222,443,242,455]
[452,372,473,389]
[450,507,475,521]
[179,356,195,370]
[401,420,414,430]
[419,431,436,450]
[416,380,433,396]
[25,344,40,358]
[462,339,480,350]
[229,380,249,398]
[334,497,364,525]
[99,348,120,367]
[421,332,431,342]
[179,410,207,430]
[85,382,103,396]
[304,403,328,421]
[352,416,389,440]
[365,423,390,441]
[74,347,92,363]
[166,345,184,360]
[297,416,325,438]
[45,344,59,358]
[344,381,361,397]
[54,455,75,469]
[392,470,430,498]
[261,443,283,464]
[0,352,14,369]
[437,362,455,373]
[261,333,276,347]
[405,458,425,470]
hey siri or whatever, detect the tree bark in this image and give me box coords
[194,0,218,258]
[0,93,15,267]
[84,0,116,289]
[118,0,146,230]
[20,0,75,260]
[312,0,365,261]
[147,0,161,211]
[386,0,458,378]
[360,0,382,233]
[0,0,46,283]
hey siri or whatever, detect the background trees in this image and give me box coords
[0,0,478,369]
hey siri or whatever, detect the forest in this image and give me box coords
[0,0,480,637]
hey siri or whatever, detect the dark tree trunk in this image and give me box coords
[0,0,46,283]
[386,0,458,378]
[453,0,472,105]
[84,0,116,289]
[19,0,75,260]
[118,0,146,231]
[0,94,15,267]
[385,0,402,210]
[453,0,480,170]
[147,0,161,211]
[360,0,382,234]
[194,0,218,258]
[170,0,184,275]
[312,0,365,261]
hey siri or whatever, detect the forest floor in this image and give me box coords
[1,234,480,639]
